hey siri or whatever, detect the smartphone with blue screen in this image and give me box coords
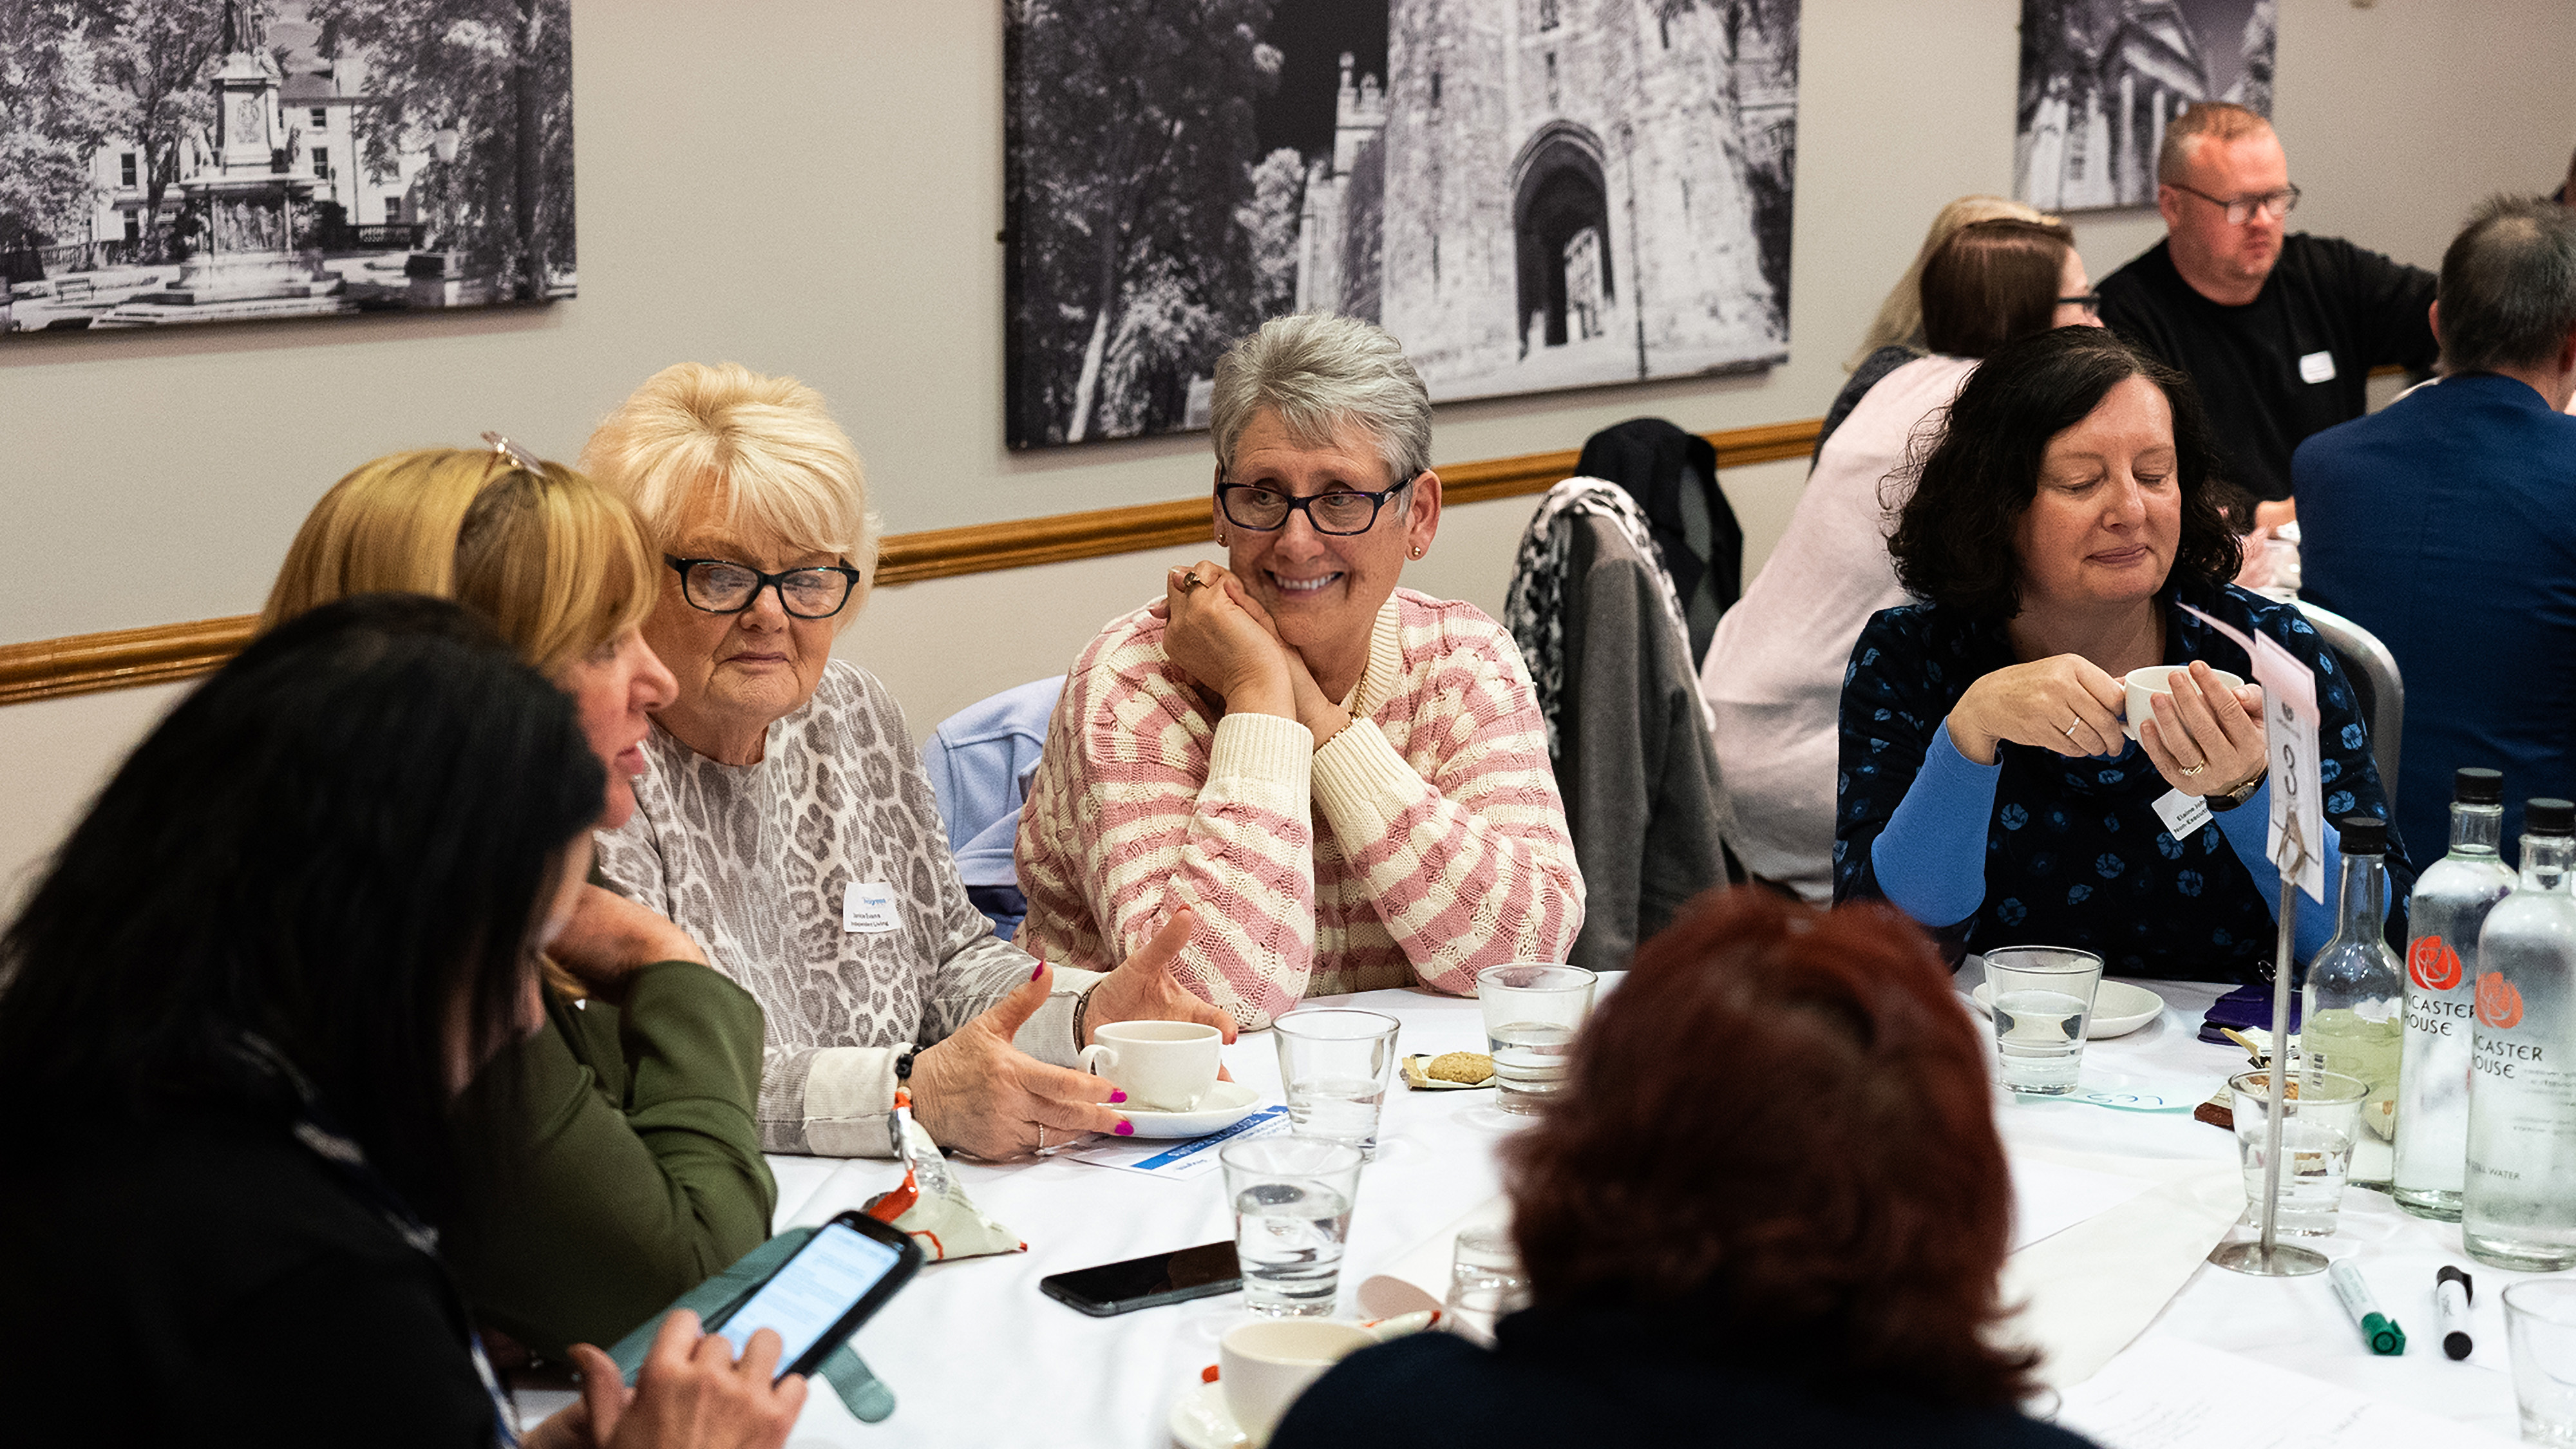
[705,1211,923,1380]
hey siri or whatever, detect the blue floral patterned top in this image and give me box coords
[1832,579,2410,981]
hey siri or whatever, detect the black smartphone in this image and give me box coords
[1039,1241,1242,1317]
[705,1211,923,1379]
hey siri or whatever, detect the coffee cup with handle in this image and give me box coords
[1218,1318,1374,1446]
[1079,1019,1221,1112]
[2123,663,2246,742]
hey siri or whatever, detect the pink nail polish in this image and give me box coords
[1114,1120,1134,1137]
[1109,1089,1128,1104]
[1029,960,1046,981]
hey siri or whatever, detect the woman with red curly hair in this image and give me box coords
[1271,886,2095,1448]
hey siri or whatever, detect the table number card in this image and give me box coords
[2179,606,2325,903]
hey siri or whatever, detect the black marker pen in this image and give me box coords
[2437,1265,2474,1361]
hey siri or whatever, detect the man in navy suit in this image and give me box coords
[2299,196,2576,853]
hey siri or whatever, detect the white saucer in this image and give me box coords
[1969,979,2165,1039]
[1120,1079,1267,1139]
[1168,1378,1249,1448]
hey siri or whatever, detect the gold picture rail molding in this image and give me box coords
[0,415,1823,708]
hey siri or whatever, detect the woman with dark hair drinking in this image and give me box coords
[1270,887,2094,1447]
[1833,327,2400,980]
[0,596,802,1449]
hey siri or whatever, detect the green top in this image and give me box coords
[446,958,776,1356]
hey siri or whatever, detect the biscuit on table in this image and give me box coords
[1427,1051,1493,1084]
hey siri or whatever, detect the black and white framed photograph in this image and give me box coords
[1,0,573,336]
[2015,0,2277,212]
[1005,0,1799,450]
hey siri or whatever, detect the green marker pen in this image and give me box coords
[2328,1260,2406,1355]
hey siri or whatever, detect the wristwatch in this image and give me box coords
[2205,770,2265,811]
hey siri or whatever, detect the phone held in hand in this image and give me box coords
[1039,1241,1243,1317]
[708,1211,924,1380]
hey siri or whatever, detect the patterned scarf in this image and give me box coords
[1503,478,1710,755]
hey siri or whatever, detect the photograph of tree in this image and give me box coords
[1,0,572,336]
[2015,0,2276,212]
[1005,0,1798,450]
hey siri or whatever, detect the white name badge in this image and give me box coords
[2298,350,2336,384]
[2154,787,2215,841]
[842,880,900,934]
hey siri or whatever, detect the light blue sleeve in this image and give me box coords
[1870,722,2001,929]
[2209,782,2344,961]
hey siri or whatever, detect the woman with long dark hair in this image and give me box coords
[1271,887,2092,1446]
[0,595,801,1448]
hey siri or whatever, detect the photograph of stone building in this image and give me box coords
[2015,0,2277,212]
[1005,0,1798,450]
[1,0,573,336]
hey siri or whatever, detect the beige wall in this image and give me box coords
[5,0,2571,904]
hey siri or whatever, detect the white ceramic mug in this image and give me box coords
[1078,1019,1220,1112]
[1218,1318,1375,1446]
[2123,663,2247,741]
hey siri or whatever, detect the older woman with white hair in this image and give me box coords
[1016,314,1585,1027]
[583,363,1229,1162]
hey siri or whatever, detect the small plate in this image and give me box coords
[1969,979,2165,1039]
[1120,1079,1268,1139]
[1169,1378,1249,1449]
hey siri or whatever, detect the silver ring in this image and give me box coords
[2181,762,2207,777]
[2063,722,2081,740]
[1036,1125,1046,1153]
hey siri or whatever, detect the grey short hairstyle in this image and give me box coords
[2438,194,2576,375]
[1209,312,1433,489]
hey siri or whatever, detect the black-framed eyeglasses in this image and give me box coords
[1217,476,1415,535]
[2166,182,2300,225]
[665,556,862,618]
[2057,292,2103,317]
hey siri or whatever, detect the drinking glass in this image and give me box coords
[1441,1224,1532,1347]
[1222,1136,1365,1318]
[1476,963,1596,1114]
[2510,1281,2576,1444]
[1983,946,2103,1095]
[1272,1008,1400,1157]
[2229,1068,2369,1237]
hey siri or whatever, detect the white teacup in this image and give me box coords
[1218,1318,1374,1446]
[2123,663,2247,741]
[1078,1019,1221,1112]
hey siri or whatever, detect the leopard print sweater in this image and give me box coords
[598,659,1094,1157]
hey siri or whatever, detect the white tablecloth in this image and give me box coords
[708,975,2533,1446]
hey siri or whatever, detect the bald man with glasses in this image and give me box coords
[2097,102,2438,511]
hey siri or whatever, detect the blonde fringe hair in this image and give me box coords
[1848,195,2061,370]
[580,362,879,625]
[260,446,658,679]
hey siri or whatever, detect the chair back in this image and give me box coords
[922,676,1066,940]
[2295,600,2405,819]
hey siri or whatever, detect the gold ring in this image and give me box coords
[2181,762,2207,777]
[1177,572,1207,593]
[1036,1125,1046,1153]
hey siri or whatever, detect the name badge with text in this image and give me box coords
[2154,788,2214,841]
[2298,350,2337,384]
[842,880,900,934]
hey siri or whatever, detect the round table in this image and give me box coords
[723,974,2531,1446]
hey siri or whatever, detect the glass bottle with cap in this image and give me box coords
[2392,767,2516,1220]
[2463,797,2576,1271]
[2302,815,2405,1188]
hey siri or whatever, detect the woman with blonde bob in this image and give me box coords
[584,363,1228,1164]
[263,440,777,1359]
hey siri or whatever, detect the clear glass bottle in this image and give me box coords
[2302,815,2405,1189]
[2393,768,2515,1220]
[2463,798,2576,1271]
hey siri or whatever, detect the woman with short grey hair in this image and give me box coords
[1017,313,1585,1027]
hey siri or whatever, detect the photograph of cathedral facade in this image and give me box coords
[2014,0,2277,211]
[1004,0,1797,450]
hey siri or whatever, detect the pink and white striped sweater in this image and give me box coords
[1015,589,1585,1027]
